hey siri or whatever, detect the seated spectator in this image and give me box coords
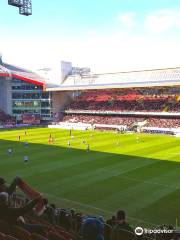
[0,176,45,216]
[73,212,83,234]
[107,215,116,227]
[104,222,112,240]
[69,208,76,231]
[58,209,71,231]
[81,216,104,240]
[0,176,21,195]
[0,192,40,225]
[0,192,46,235]
[42,198,56,224]
[111,210,133,240]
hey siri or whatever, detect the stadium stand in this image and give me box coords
[67,88,180,112]
[0,66,179,239]
[12,225,32,240]
[58,87,180,134]
[5,236,19,240]
[0,109,15,126]
[1,175,180,239]
[61,114,180,129]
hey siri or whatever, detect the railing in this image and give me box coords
[64,109,180,117]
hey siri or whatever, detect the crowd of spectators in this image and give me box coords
[67,89,180,113]
[1,176,177,240]
[0,110,15,125]
[62,88,180,130]
[0,176,133,240]
[62,114,180,129]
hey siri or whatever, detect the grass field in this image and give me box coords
[0,127,180,228]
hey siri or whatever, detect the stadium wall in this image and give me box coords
[51,91,73,114]
[0,78,12,114]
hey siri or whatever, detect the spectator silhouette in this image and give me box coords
[111,210,134,240]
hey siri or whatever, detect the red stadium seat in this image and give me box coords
[113,228,136,240]
[4,235,18,240]
[31,233,48,240]
[54,226,74,239]
[48,231,67,240]
[12,226,31,240]
[0,232,5,240]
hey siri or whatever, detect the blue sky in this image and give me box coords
[1,0,180,72]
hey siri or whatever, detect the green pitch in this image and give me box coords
[0,127,180,228]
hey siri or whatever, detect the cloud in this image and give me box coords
[144,9,180,32]
[2,11,180,74]
[117,12,136,27]
[2,32,180,74]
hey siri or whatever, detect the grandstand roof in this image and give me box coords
[1,61,180,91]
[0,62,46,89]
[47,66,180,91]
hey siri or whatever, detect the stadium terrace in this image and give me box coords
[0,57,179,134]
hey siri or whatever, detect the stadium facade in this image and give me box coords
[0,59,52,121]
[0,56,179,123]
[0,58,90,122]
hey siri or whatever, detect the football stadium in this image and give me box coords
[0,54,180,240]
[0,1,180,240]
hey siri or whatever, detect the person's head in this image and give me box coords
[43,198,49,205]
[116,210,126,222]
[0,192,8,206]
[50,203,56,209]
[0,177,6,192]
[0,177,6,186]
[82,217,104,240]
[70,208,75,216]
